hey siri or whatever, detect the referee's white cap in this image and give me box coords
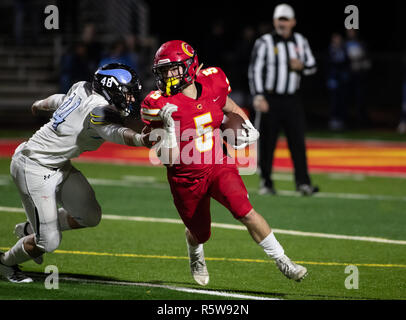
[273,3,295,19]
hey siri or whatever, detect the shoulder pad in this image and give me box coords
[140,91,164,126]
[199,67,231,96]
[90,106,123,125]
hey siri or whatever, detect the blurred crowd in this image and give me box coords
[7,0,406,132]
[325,29,372,131]
[54,20,405,133]
[59,23,157,95]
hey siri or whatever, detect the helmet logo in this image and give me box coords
[181,42,194,57]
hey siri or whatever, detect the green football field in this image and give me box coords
[0,157,405,301]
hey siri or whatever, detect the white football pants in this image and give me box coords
[10,143,101,253]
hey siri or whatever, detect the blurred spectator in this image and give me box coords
[98,38,138,72]
[81,23,103,73]
[13,0,40,46]
[124,34,141,72]
[326,33,351,131]
[345,29,372,127]
[60,42,94,93]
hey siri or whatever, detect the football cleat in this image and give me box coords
[186,241,209,286]
[0,253,33,283]
[258,186,277,196]
[190,258,209,286]
[14,222,43,265]
[297,184,319,196]
[275,255,308,282]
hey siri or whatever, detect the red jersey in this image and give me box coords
[141,67,232,178]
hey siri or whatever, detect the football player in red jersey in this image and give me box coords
[141,40,307,285]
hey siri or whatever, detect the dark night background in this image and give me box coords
[146,0,406,130]
[1,0,406,131]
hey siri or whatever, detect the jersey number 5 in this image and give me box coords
[193,112,213,153]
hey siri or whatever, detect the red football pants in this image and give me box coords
[167,163,253,243]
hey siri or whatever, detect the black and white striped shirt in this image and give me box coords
[248,31,317,96]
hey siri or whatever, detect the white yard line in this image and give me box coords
[60,276,279,300]
[1,207,405,245]
[1,174,405,201]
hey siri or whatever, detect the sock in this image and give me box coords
[0,237,32,266]
[258,232,285,260]
[186,237,204,259]
[58,208,72,231]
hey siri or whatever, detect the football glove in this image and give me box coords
[158,103,178,148]
[234,120,260,149]
[159,103,178,133]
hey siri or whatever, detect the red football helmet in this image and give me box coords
[152,40,199,96]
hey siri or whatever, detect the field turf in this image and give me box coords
[0,157,405,301]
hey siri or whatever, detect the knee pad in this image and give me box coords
[35,230,62,253]
[194,230,211,244]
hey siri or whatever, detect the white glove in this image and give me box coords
[159,103,178,133]
[158,103,178,148]
[234,119,260,149]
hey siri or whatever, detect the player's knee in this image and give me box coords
[81,204,102,227]
[195,231,211,244]
[36,230,62,253]
[238,208,255,224]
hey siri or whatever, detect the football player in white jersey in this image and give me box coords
[0,63,150,283]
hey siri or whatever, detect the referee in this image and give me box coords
[248,3,319,196]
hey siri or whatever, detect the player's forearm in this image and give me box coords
[32,94,65,113]
[123,128,145,147]
[223,97,249,121]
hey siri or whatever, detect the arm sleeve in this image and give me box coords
[92,123,127,145]
[302,37,317,76]
[89,106,127,145]
[248,38,267,95]
[43,94,66,111]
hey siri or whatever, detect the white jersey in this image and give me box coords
[20,81,128,168]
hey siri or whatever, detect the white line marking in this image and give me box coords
[1,207,405,245]
[2,174,405,201]
[269,189,406,202]
[60,276,279,300]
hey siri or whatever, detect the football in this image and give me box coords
[220,113,247,148]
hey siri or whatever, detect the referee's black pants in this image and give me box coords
[258,94,311,189]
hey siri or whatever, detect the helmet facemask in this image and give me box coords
[153,55,196,96]
[119,84,142,116]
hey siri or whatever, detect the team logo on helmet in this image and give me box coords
[181,42,194,57]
